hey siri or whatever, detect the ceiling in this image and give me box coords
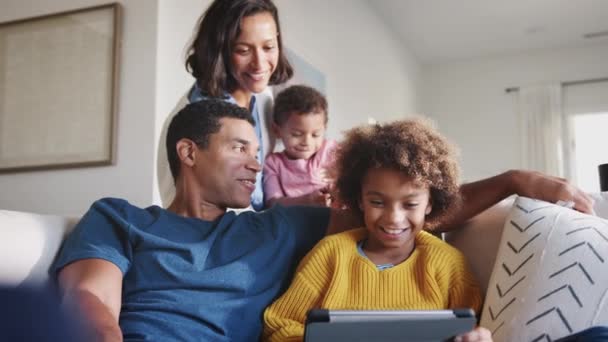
[368,0,608,64]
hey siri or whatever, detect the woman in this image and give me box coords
[158,0,293,210]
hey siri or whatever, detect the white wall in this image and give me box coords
[0,0,158,216]
[154,0,208,204]
[276,0,420,139]
[421,43,608,182]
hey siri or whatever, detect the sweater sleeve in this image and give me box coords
[263,238,335,342]
[444,250,483,315]
[422,234,483,315]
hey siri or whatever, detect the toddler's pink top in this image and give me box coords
[263,139,337,203]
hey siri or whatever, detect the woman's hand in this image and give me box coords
[454,326,492,342]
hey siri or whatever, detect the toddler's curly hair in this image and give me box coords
[334,118,461,230]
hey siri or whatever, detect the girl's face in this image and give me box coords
[359,167,432,252]
[231,12,279,95]
[273,112,326,160]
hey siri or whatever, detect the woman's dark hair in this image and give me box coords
[185,0,293,97]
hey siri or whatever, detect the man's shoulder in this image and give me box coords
[84,197,168,229]
[241,204,326,219]
[90,197,151,214]
[242,205,330,229]
[274,204,331,220]
[89,197,132,213]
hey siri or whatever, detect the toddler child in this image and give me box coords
[263,118,492,342]
[263,85,337,208]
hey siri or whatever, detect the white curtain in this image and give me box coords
[518,84,565,177]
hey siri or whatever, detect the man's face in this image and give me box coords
[195,118,261,209]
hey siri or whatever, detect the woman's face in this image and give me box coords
[231,12,279,95]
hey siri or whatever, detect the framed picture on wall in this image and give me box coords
[0,3,121,173]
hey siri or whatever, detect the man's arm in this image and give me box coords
[326,170,594,235]
[440,170,594,232]
[58,259,123,342]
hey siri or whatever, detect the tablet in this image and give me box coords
[304,308,476,342]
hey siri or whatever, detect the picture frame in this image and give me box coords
[0,3,121,173]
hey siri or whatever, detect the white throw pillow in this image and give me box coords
[591,192,608,219]
[480,196,608,342]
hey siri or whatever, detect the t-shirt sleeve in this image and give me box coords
[52,198,134,277]
[280,206,330,258]
[263,154,285,203]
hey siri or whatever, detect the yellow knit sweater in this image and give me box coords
[263,228,482,342]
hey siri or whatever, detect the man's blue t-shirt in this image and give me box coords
[52,198,329,341]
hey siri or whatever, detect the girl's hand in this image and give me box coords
[454,326,492,342]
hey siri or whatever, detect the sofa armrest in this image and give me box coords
[0,210,78,286]
[444,196,515,296]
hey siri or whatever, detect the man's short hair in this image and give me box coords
[273,85,328,126]
[166,99,255,181]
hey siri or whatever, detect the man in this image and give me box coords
[54,99,593,341]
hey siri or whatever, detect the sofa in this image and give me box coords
[1,193,607,341]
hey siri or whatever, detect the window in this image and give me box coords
[569,112,608,192]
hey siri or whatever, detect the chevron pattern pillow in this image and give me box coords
[480,196,608,342]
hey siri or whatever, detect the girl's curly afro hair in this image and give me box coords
[334,118,461,230]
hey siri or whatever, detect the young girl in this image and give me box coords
[263,118,492,342]
[263,85,337,208]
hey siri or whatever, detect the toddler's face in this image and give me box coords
[275,112,326,160]
[359,167,432,252]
